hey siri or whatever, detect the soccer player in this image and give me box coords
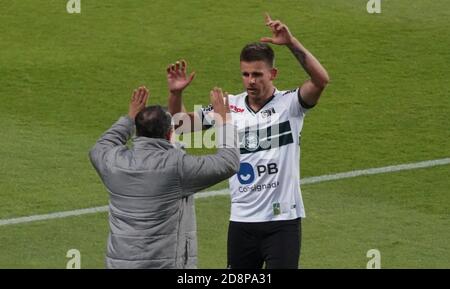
[167,13,329,268]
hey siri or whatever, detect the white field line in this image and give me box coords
[1,158,449,227]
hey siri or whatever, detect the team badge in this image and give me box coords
[244,132,259,151]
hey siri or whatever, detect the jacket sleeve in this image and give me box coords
[179,123,240,196]
[89,116,134,175]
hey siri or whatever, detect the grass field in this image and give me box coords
[0,0,449,268]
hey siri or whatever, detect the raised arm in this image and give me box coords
[167,60,214,134]
[89,86,149,173]
[261,13,329,107]
[166,60,204,133]
[179,88,239,194]
[167,60,195,115]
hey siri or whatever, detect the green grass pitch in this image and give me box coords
[0,0,449,268]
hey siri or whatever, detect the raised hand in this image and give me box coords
[167,60,196,94]
[209,87,230,125]
[128,86,149,119]
[260,13,294,46]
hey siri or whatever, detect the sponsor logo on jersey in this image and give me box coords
[238,181,280,193]
[237,162,279,190]
[237,162,255,184]
[229,104,245,113]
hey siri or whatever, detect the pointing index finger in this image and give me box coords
[264,12,272,24]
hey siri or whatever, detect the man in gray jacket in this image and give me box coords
[89,86,239,269]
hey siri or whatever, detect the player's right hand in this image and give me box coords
[166,59,196,94]
[260,12,295,46]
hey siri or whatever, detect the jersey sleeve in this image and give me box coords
[196,104,215,129]
[196,94,236,128]
[283,88,314,118]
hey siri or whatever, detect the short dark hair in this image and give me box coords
[135,106,172,139]
[240,42,275,67]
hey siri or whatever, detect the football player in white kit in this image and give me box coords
[166,13,329,268]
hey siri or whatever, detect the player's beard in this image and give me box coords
[247,85,273,103]
[247,87,260,98]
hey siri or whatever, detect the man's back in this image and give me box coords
[90,112,239,268]
[99,135,191,268]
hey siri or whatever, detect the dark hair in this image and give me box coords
[240,42,275,67]
[135,106,172,139]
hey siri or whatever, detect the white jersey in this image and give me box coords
[199,88,311,222]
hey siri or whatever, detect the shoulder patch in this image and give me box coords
[283,89,297,96]
[201,104,214,112]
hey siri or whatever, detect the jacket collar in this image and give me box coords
[132,136,174,151]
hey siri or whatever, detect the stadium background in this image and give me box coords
[0,0,449,268]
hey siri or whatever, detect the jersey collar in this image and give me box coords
[245,88,279,115]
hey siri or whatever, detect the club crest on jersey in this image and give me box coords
[260,107,276,118]
[244,131,259,151]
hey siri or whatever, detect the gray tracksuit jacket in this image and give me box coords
[89,116,239,269]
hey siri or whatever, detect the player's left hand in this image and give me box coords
[260,13,295,46]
